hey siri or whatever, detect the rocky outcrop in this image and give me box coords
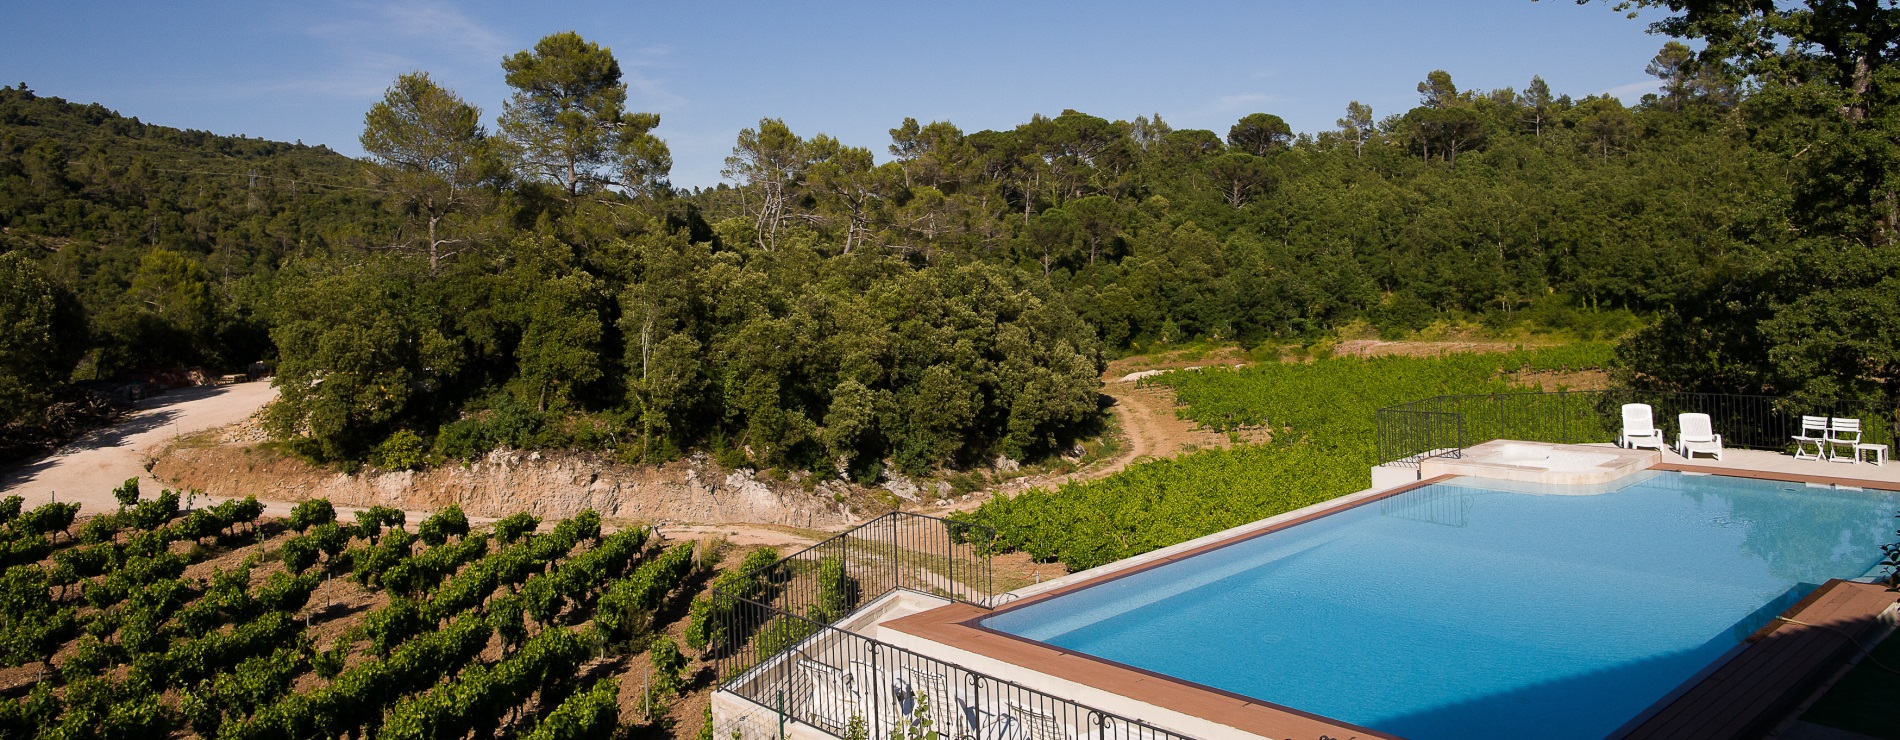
[151,445,854,527]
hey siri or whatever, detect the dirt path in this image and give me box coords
[928,354,1259,517]
[0,381,278,514]
[660,523,828,548]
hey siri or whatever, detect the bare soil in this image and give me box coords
[0,381,278,514]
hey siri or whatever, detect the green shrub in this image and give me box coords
[112,478,140,508]
[287,499,335,532]
[648,636,686,699]
[417,505,469,546]
[493,513,539,544]
[371,430,427,471]
[683,548,779,651]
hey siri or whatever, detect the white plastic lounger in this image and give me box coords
[796,659,861,733]
[1791,415,1829,460]
[1675,413,1724,461]
[848,659,911,726]
[1007,701,1074,740]
[959,697,1026,740]
[905,669,960,734]
[1620,403,1666,451]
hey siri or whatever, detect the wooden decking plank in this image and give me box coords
[1697,627,1845,738]
[1648,615,1843,737]
[1632,625,1820,737]
[1634,623,1824,734]
[1709,618,1873,738]
[1624,580,1897,740]
[1627,593,1821,737]
[1743,585,1900,722]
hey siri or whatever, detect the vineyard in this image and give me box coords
[958,344,1615,570]
[0,478,751,740]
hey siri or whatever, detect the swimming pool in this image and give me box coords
[979,472,1900,739]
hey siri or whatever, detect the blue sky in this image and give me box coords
[5,1,1673,189]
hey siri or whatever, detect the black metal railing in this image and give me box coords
[707,511,1197,740]
[726,511,994,626]
[715,596,1195,740]
[1378,390,1897,467]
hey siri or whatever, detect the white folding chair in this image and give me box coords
[1826,417,1862,462]
[1791,416,1829,460]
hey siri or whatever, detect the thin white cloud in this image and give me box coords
[304,1,511,62]
[1601,79,1662,100]
[626,73,687,113]
[611,44,686,112]
[1172,92,1286,128]
[279,1,515,100]
[369,4,512,59]
[1212,92,1279,110]
[620,44,678,69]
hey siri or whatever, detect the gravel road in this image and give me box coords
[0,381,278,515]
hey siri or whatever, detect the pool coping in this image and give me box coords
[884,464,1900,740]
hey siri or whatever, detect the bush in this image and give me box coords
[287,499,335,532]
[112,478,140,508]
[354,506,406,543]
[647,636,686,699]
[371,430,426,471]
[493,513,539,544]
[683,548,780,651]
[417,505,469,546]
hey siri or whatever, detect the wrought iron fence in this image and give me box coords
[1378,390,1897,467]
[721,511,993,628]
[708,511,1197,740]
[715,596,1195,740]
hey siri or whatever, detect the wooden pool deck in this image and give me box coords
[1620,580,1898,740]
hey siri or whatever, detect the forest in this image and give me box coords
[3,0,1897,483]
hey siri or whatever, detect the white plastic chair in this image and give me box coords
[849,660,911,728]
[796,659,861,733]
[1675,413,1724,461]
[1792,416,1829,460]
[957,697,1025,740]
[1826,417,1862,462]
[1619,404,1666,451]
[905,669,960,735]
[1008,701,1074,740]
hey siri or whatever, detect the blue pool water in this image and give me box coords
[981,472,1900,739]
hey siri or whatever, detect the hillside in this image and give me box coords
[2,19,1895,496]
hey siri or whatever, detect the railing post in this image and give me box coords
[947,520,956,603]
[968,672,985,730]
[1560,390,1570,444]
[870,640,883,740]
